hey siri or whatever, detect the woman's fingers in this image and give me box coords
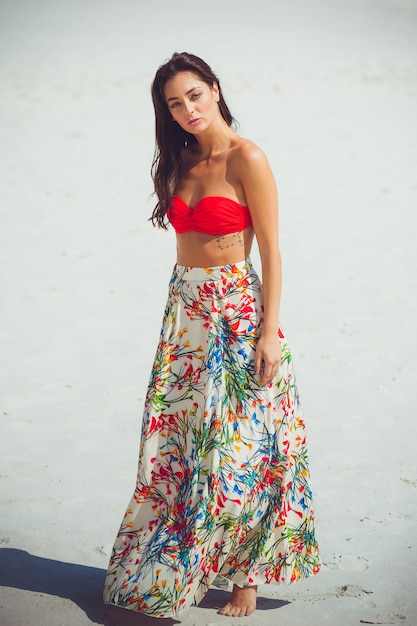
[254,353,263,375]
[259,361,278,386]
[257,351,282,385]
[254,338,282,385]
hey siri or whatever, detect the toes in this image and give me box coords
[217,603,235,616]
[217,603,248,617]
[218,602,232,615]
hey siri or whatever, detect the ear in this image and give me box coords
[212,81,220,102]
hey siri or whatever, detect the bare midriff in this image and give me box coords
[175,226,255,267]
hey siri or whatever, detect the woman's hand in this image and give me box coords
[254,332,282,386]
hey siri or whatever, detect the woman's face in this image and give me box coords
[163,71,220,134]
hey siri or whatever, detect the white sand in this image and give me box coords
[1,0,416,624]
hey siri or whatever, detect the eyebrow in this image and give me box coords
[166,86,200,102]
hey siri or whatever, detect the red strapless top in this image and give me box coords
[168,195,252,235]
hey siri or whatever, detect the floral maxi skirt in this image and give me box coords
[103,258,320,617]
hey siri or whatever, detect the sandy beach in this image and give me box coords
[1,0,417,624]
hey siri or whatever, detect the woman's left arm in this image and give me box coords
[239,142,282,386]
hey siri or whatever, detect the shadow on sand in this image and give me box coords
[0,548,289,624]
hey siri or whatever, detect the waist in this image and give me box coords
[173,257,254,282]
[175,227,254,268]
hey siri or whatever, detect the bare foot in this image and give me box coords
[217,584,257,617]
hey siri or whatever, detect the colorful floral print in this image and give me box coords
[103,258,320,617]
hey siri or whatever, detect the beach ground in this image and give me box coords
[1,1,416,624]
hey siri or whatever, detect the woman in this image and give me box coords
[103,52,320,619]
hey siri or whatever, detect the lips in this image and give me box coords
[187,118,201,127]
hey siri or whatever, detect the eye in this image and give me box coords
[191,93,201,100]
[170,101,180,109]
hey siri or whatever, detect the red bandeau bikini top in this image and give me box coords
[168,195,252,236]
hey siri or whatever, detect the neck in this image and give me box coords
[194,117,235,159]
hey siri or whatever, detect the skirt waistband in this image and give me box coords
[173,258,254,282]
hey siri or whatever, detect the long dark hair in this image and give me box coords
[150,52,236,228]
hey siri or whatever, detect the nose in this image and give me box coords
[184,100,194,117]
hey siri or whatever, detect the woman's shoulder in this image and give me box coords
[231,137,269,166]
[234,135,266,161]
